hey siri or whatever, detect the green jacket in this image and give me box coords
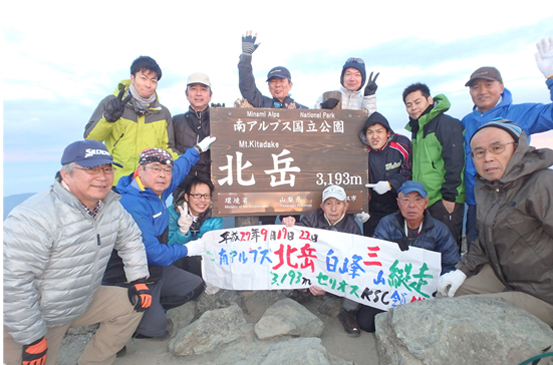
[84,80,179,184]
[405,94,465,206]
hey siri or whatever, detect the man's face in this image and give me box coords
[404,90,433,120]
[342,67,363,92]
[186,83,212,112]
[470,127,516,181]
[397,192,428,225]
[365,123,391,150]
[320,197,349,225]
[60,164,114,209]
[268,77,292,102]
[138,163,172,196]
[469,79,504,113]
[130,69,158,99]
[185,183,212,216]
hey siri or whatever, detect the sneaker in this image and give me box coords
[133,319,174,341]
[338,309,361,337]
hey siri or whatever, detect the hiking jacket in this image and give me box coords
[405,94,465,206]
[103,148,199,284]
[167,205,223,245]
[456,133,553,305]
[238,54,308,109]
[298,208,361,235]
[84,80,180,184]
[374,211,459,274]
[462,78,553,205]
[314,86,376,113]
[3,178,148,345]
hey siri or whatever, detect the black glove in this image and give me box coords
[22,336,48,365]
[242,32,259,54]
[104,89,132,122]
[128,279,152,312]
[395,237,410,252]
[320,98,340,109]
[211,102,225,107]
[364,71,380,96]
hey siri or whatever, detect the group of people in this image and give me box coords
[3,31,553,364]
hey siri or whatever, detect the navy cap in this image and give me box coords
[266,66,291,82]
[397,181,427,198]
[61,140,122,168]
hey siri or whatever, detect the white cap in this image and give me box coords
[187,72,211,87]
[322,185,346,202]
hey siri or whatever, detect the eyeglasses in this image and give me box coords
[75,166,116,175]
[346,57,365,64]
[470,141,517,160]
[144,165,173,174]
[188,193,211,200]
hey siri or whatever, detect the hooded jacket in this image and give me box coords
[84,80,180,184]
[462,79,553,205]
[3,177,149,345]
[358,112,412,216]
[456,132,553,305]
[405,94,465,206]
[238,54,308,109]
[314,86,376,113]
[374,211,459,274]
[298,208,361,235]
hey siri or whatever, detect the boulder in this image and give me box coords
[376,296,553,365]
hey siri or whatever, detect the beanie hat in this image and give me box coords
[361,111,392,134]
[470,118,522,144]
[138,148,173,165]
[341,57,366,91]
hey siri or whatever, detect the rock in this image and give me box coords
[317,295,343,317]
[261,337,352,365]
[376,296,553,365]
[168,304,249,356]
[255,298,324,340]
[166,301,196,337]
[195,289,247,319]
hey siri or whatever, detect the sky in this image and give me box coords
[3,1,553,197]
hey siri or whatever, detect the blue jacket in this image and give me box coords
[103,147,199,284]
[462,78,553,205]
[374,211,459,274]
[168,205,223,245]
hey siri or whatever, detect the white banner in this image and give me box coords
[201,225,441,311]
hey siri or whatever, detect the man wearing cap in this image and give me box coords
[402,83,465,249]
[282,185,363,337]
[172,72,214,199]
[358,111,412,237]
[438,119,553,326]
[4,140,151,364]
[103,136,216,339]
[84,55,179,185]
[356,181,460,332]
[462,37,553,247]
[314,57,379,112]
[238,31,307,109]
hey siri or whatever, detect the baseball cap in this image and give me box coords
[470,118,522,144]
[397,181,427,198]
[322,185,347,202]
[61,140,122,168]
[187,72,211,88]
[266,66,291,82]
[138,148,173,165]
[465,66,503,87]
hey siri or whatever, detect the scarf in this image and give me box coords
[129,83,156,110]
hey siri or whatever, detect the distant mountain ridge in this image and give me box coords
[4,193,35,221]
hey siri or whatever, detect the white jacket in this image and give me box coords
[3,178,149,345]
[314,86,376,113]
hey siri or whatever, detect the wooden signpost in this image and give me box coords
[209,107,369,218]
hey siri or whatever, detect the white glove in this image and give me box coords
[186,239,205,256]
[355,211,370,223]
[365,181,391,195]
[177,203,193,235]
[437,269,467,297]
[535,36,553,78]
[195,136,216,153]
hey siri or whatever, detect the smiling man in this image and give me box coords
[358,111,412,237]
[84,56,179,185]
[238,31,307,109]
[438,119,553,327]
[461,37,553,248]
[102,136,215,340]
[402,83,465,250]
